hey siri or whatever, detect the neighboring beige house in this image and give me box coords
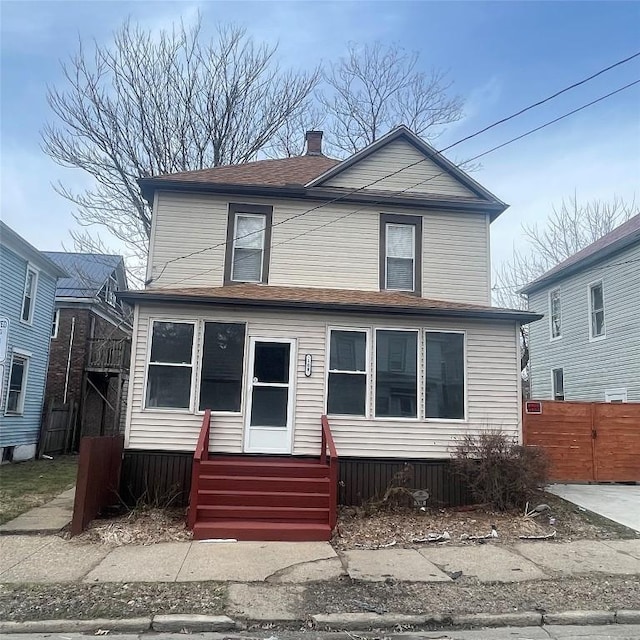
[119,125,541,540]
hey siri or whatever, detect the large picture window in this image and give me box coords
[5,353,28,415]
[380,214,422,295]
[327,330,367,416]
[199,322,246,412]
[375,330,418,418]
[146,321,194,409]
[425,331,465,419]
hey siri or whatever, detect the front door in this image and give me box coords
[244,338,296,453]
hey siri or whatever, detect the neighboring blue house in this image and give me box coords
[0,222,67,462]
[523,214,640,402]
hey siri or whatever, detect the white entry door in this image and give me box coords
[244,338,296,453]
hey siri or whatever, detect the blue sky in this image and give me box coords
[1,1,639,274]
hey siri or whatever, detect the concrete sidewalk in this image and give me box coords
[0,487,75,534]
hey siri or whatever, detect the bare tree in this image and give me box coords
[42,17,319,274]
[494,195,638,371]
[320,42,464,156]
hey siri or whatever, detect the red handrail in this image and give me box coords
[187,409,211,529]
[321,415,339,530]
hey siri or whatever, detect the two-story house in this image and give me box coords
[523,214,640,403]
[41,252,132,453]
[0,222,67,462]
[119,126,541,540]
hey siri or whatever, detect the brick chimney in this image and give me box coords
[305,130,323,156]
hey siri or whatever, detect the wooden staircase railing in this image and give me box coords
[321,414,339,530]
[187,409,211,529]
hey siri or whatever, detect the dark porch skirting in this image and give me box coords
[120,450,471,508]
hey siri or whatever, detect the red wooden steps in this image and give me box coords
[191,455,333,541]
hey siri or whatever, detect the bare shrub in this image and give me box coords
[359,462,417,515]
[451,431,550,511]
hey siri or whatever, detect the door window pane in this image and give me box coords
[150,322,194,364]
[375,330,417,418]
[250,386,288,427]
[199,323,245,412]
[254,342,290,383]
[425,332,465,419]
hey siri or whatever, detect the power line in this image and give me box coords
[159,79,640,288]
[146,52,640,285]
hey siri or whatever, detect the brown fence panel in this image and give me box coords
[523,401,595,482]
[594,403,640,482]
[71,435,124,536]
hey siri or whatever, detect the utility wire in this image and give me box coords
[158,79,640,288]
[146,52,640,285]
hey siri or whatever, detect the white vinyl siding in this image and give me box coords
[322,138,477,198]
[148,192,491,305]
[528,242,640,401]
[126,304,520,458]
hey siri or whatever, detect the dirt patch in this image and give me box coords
[0,582,225,621]
[304,575,640,617]
[70,507,192,546]
[333,491,637,550]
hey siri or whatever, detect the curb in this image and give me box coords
[1,609,639,633]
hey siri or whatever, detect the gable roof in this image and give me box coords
[42,252,124,299]
[138,126,508,219]
[119,283,541,324]
[521,213,640,295]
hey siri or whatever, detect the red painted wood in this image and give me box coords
[201,459,329,478]
[196,505,330,521]
[193,520,332,541]
[197,490,330,508]
[199,475,330,493]
[188,410,211,529]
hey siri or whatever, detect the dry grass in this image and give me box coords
[0,456,77,524]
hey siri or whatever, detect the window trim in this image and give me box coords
[548,287,562,341]
[379,213,422,295]
[196,320,248,416]
[20,264,39,326]
[424,329,468,423]
[324,326,370,419]
[551,367,565,401]
[224,203,273,285]
[587,280,606,342]
[51,309,60,339]
[373,327,420,421]
[4,351,29,416]
[142,318,198,412]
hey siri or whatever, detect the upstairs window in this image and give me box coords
[102,274,119,307]
[549,288,561,339]
[51,309,60,339]
[327,329,367,416]
[552,368,564,401]
[21,266,38,324]
[380,214,422,294]
[589,281,605,339]
[225,204,273,284]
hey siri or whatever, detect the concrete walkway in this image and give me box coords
[0,488,75,534]
[549,484,640,533]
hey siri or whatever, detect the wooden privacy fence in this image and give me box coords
[71,434,124,536]
[523,400,640,482]
[40,401,78,456]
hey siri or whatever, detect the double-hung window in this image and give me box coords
[199,322,246,412]
[589,281,605,339]
[380,214,422,294]
[549,288,561,339]
[5,353,29,415]
[51,309,60,339]
[552,368,564,401]
[225,204,273,284]
[145,321,195,409]
[21,266,38,324]
[425,331,465,419]
[327,330,367,416]
[375,329,418,418]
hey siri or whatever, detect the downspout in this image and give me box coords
[63,317,76,404]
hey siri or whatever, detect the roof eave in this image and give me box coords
[117,290,542,324]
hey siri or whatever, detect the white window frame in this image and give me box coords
[4,350,30,416]
[549,288,562,340]
[20,264,39,326]
[424,329,468,423]
[373,327,420,421]
[51,309,60,339]
[551,367,564,401]
[231,213,267,283]
[588,280,606,341]
[325,326,370,419]
[195,320,248,416]
[143,318,198,412]
[385,223,416,292]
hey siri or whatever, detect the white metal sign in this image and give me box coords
[0,317,9,363]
